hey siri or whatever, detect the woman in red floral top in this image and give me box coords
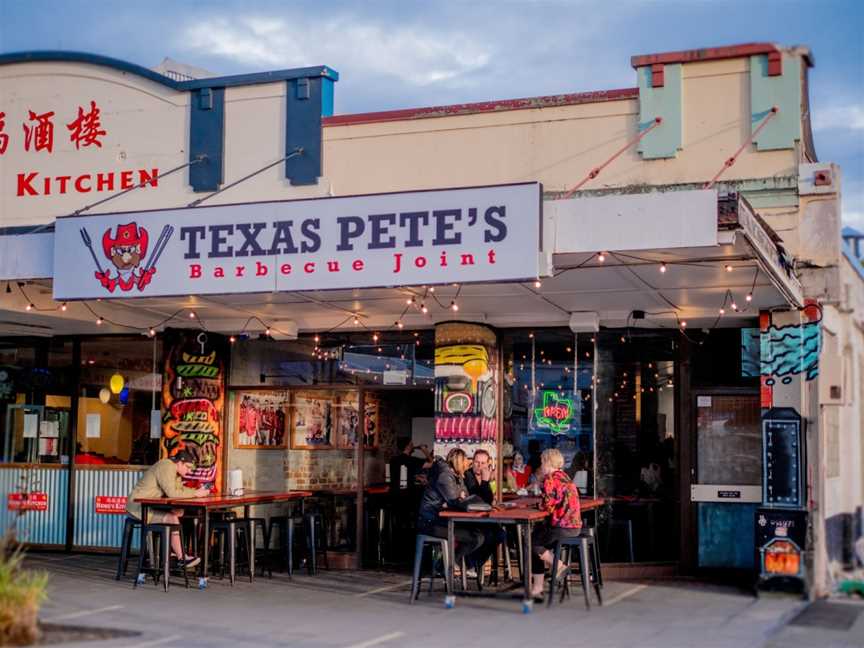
[531,448,582,597]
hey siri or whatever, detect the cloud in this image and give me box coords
[812,104,864,132]
[183,16,492,88]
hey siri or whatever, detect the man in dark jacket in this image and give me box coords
[463,449,505,572]
[416,448,485,569]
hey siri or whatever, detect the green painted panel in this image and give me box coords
[637,64,682,160]
[750,54,802,151]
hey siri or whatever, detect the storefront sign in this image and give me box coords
[756,508,806,581]
[94,495,127,514]
[53,183,542,300]
[533,390,575,434]
[8,492,48,512]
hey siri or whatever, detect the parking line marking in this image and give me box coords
[605,584,648,606]
[43,604,123,621]
[355,580,414,597]
[127,635,183,648]
[343,631,406,648]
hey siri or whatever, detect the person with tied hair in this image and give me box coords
[126,449,210,569]
[416,448,485,571]
[530,447,582,598]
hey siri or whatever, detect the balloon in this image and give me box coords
[109,374,125,394]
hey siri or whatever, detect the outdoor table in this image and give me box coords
[135,490,313,589]
[311,485,390,550]
[439,497,604,613]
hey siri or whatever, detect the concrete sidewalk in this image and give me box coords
[27,553,826,648]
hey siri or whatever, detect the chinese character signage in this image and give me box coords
[8,492,48,512]
[54,183,543,300]
[94,495,127,514]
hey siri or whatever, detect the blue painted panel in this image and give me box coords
[189,87,225,192]
[321,78,335,117]
[285,78,324,186]
[637,64,682,159]
[750,54,801,151]
[698,503,757,569]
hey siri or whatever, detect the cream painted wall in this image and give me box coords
[3,55,802,230]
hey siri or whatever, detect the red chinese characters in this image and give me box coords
[23,110,55,153]
[67,100,107,149]
[0,111,8,155]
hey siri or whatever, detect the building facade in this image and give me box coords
[0,43,859,596]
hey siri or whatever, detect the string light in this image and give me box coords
[719,307,725,315]
[229,335,236,343]
[746,293,753,302]
[420,303,428,314]
[660,263,667,273]
[597,251,607,263]
[725,264,733,272]
[372,333,379,342]
[188,311,196,319]
[395,320,404,329]
[148,328,156,337]
[25,303,33,311]
[60,302,68,312]
[314,335,320,343]
[353,315,360,325]
[96,317,104,325]
[406,297,415,305]
[534,279,542,288]
[679,320,687,329]
[429,287,435,293]
[265,327,271,336]
[450,301,459,312]
[731,301,739,312]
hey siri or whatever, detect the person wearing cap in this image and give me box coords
[126,450,209,569]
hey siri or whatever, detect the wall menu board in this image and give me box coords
[762,408,804,508]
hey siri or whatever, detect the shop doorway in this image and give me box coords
[690,391,762,575]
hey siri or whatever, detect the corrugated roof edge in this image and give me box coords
[323,87,638,127]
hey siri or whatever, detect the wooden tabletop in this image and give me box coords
[440,506,547,522]
[312,485,390,497]
[135,490,314,507]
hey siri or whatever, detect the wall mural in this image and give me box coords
[162,329,226,492]
[434,323,498,447]
[759,305,821,409]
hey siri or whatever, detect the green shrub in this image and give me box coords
[0,531,48,646]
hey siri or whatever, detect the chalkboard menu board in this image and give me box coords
[762,408,803,508]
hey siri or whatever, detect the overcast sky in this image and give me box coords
[2,0,862,229]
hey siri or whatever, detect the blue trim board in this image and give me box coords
[189,87,225,192]
[285,77,324,185]
[0,51,338,91]
[636,64,682,159]
[750,54,801,151]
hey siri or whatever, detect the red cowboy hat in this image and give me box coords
[102,223,149,259]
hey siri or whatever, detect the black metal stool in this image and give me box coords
[548,529,603,609]
[209,518,254,585]
[116,516,141,580]
[303,511,328,574]
[134,522,190,592]
[410,534,451,603]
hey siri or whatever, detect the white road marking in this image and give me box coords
[126,635,183,648]
[355,580,414,597]
[605,584,648,606]
[43,604,124,621]
[343,631,406,648]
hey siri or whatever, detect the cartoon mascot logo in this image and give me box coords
[80,223,173,293]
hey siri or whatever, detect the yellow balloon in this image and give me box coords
[109,374,125,394]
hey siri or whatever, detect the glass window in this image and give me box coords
[595,329,678,562]
[500,329,595,495]
[77,336,162,466]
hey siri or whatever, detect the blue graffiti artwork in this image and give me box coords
[761,321,821,385]
[741,328,761,378]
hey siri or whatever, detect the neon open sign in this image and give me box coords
[533,391,575,434]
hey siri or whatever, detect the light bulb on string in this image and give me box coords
[450,301,459,312]
[719,307,725,315]
[314,335,320,343]
[60,302,67,312]
[406,297,415,305]
[679,320,687,329]
[148,328,156,337]
[188,311,196,319]
[25,303,33,312]
[96,317,104,326]
[229,335,236,344]
[597,251,606,263]
[372,333,379,342]
[660,263,667,273]
[396,320,404,329]
[731,302,739,312]
[725,264,733,272]
[429,287,435,293]
[534,279,542,288]
[353,315,360,325]
[420,303,428,314]
[746,293,753,303]
[265,327,271,336]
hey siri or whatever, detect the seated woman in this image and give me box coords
[511,451,533,490]
[416,448,486,573]
[531,448,582,598]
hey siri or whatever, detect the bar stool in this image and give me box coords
[133,522,190,592]
[548,529,603,609]
[303,511,329,574]
[209,518,254,585]
[410,535,451,603]
[116,516,142,580]
[268,511,328,576]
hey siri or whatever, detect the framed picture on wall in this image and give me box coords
[336,392,379,449]
[290,391,335,450]
[232,390,289,449]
